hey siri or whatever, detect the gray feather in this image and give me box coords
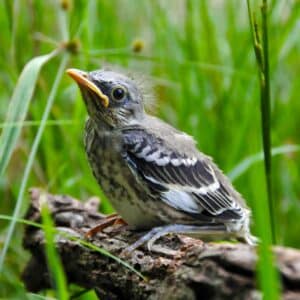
[121,124,245,221]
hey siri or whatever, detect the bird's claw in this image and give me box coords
[85,214,127,238]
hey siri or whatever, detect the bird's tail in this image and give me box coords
[237,210,259,246]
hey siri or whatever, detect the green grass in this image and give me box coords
[0,0,300,298]
[41,201,69,300]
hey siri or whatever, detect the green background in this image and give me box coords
[0,1,299,298]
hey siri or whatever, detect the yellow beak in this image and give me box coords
[66,68,109,108]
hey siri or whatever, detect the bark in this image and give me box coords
[22,188,300,300]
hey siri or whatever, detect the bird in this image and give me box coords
[66,68,257,252]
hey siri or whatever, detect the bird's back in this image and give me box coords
[139,114,248,209]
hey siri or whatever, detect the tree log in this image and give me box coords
[22,188,300,300]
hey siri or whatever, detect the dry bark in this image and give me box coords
[22,188,300,300]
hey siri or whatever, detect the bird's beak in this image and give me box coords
[66,68,109,108]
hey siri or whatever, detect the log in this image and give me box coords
[22,188,300,300]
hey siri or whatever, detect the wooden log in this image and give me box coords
[22,188,300,300]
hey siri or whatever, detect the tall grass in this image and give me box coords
[247,1,280,299]
[0,53,68,270]
[41,201,69,300]
[0,0,299,298]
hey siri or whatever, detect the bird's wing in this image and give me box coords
[121,127,243,221]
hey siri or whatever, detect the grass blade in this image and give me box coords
[0,49,60,177]
[247,1,280,299]
[261,0,274,243]
[0,54,69,271]
[251,166,280,300]
[247,0,275,243]
[40,198,69,300]
[229,144,300,181]
[26,293,56,300]
[0,119,76,129]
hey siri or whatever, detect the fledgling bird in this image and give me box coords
[67,68,257,252]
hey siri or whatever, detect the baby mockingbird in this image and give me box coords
[67,68,257,252]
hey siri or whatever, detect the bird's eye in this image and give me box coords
[111,86,126,101]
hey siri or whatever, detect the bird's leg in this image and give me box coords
[124,224,226,254]
[85,213,127,238]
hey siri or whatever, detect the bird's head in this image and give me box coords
[67,68,145,128]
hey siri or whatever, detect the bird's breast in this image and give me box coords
[84,121,161,229]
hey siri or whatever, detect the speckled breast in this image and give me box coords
[83,119,161,229]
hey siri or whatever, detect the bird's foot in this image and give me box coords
[122,224,226,256]
[85,213,127,238]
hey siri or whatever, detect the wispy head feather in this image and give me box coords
[98,64,156,113]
